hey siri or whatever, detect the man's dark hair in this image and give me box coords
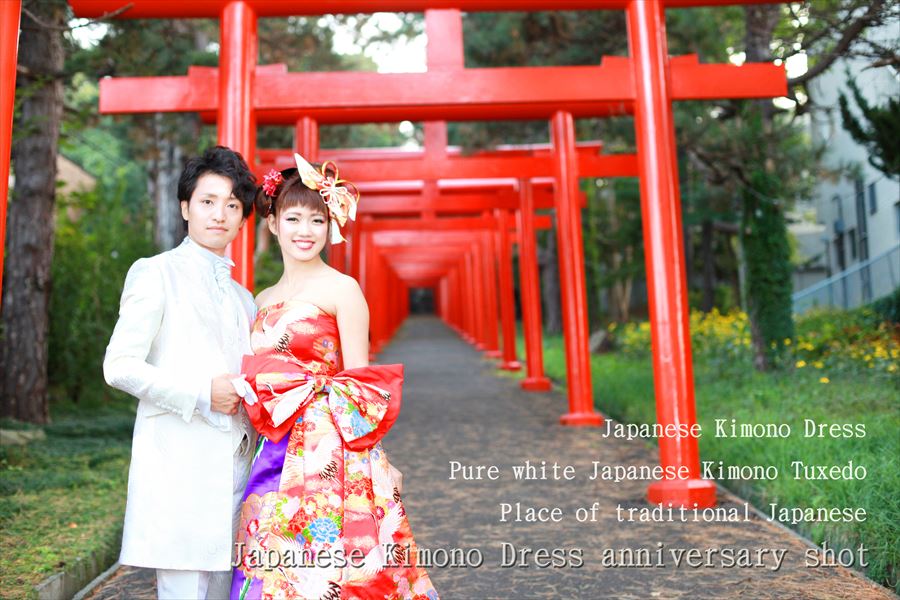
[177,146,257,217]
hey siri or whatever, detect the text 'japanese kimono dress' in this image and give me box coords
[231,299,438,600]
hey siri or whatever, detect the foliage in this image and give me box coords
[610,304,900,378]
[65,17,219,177]
[583,351,899,591]
[254,242,285,293]
[66,15,414,182]
[870,287,900,324]
[770,1,899,100]
[455,11,627,150]
[838,75,900,177]
[670,1,897,369]
[48,179,155,404]
[0,401,134,599]
[534,306,900,590]
[742,166,796,366]
[584,178,644,324]
[686,86,820,365]
[61,74,149,204]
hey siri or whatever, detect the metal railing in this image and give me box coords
[792,242,899,313]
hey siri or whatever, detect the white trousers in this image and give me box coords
[156,438,252,600]
[157,568,232,600]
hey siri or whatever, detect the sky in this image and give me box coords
[69,13,427,73]
[328,13,427,73]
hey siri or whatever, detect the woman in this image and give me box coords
[231,155,438,600]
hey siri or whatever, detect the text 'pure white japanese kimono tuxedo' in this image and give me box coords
[104,237,256,571]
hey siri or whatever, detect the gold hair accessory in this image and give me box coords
[293,153,359,245]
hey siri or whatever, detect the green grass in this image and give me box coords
[0,397,135,599]
[529,333,899,591]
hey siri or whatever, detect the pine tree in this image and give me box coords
[838,76,900,177]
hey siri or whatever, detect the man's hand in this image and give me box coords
[210,373,242,415]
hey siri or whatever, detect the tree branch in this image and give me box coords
[21,3,133,32]
[788,0,886,88]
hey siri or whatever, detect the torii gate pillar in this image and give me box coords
[219,0,257,289]
[628,0,716,507]
[517,180,552,391]
[495,208,521,371]
[481,227,501,358]
[0,0,22,303]
[552,111,603,426]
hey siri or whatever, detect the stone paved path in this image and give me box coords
[84,316,894,600]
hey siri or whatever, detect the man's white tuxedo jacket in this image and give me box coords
[104,238,255,571]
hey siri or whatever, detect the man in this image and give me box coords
[104,146,258,599]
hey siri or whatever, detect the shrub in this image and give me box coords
[48,180,155,406]
[610,305,899,377]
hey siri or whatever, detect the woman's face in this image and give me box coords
[268,204,328,262]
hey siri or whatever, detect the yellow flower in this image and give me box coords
[819,377,830,384]
[888,364,897,373]
[812,361,824,369]
[784,338,792,345]
[795,360,807,368]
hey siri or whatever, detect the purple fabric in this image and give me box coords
[230,422,293,600]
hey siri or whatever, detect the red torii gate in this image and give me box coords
[363,218,504,354]
[260,138,627,380]
[0,0,792,507]
[357,207,552,369]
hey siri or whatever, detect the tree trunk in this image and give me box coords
[540,214,562,335]
[617,246,634,322]
[743,4,795,370]
[149,114,184,251]
[700,218,715,311]
[600,188,634,323]
[0,0,66,423]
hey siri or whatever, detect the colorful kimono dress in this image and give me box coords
[231,299,438,600]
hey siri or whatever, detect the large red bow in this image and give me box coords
[240,355,403,448]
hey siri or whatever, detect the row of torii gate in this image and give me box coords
[0,0,789,508]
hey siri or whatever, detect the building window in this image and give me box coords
[833,194,843,220]
[868,183,877,214]
[835,233,846,271]
[848,228,858,261]
[895,201,900,237]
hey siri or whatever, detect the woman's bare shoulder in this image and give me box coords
[327,271,365,309]
[254,285,279,308]
[334,270,362,291]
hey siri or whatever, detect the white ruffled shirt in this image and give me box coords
[182,237,258,430]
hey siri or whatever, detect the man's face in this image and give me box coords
[180,173,246,256]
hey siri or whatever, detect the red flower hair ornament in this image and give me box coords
[261,169,283,198]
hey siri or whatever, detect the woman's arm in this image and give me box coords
[335,275,370,369]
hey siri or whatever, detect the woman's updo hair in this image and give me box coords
[255,163,338,218]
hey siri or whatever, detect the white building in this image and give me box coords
[800,23,900,312]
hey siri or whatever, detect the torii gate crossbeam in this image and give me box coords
[19,0,794,509]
